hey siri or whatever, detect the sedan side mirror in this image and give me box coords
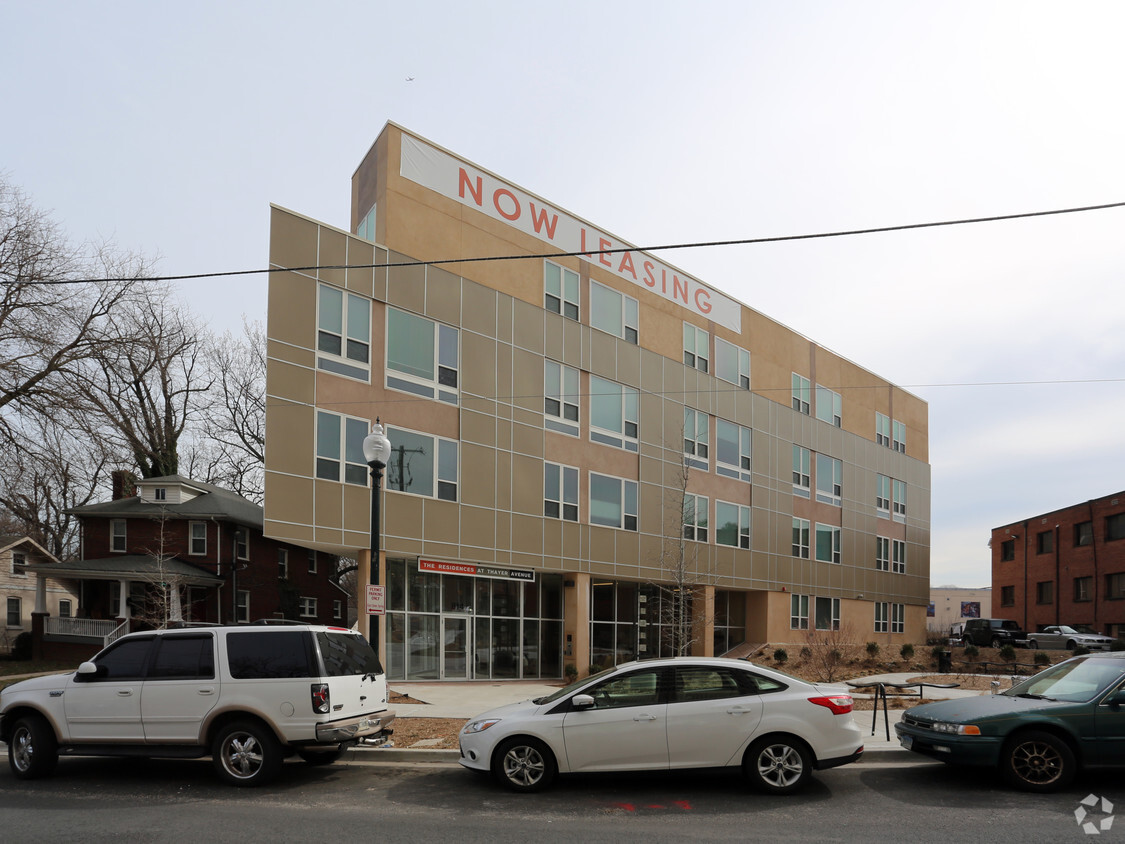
[1107,690,1125,708]
[572,694,595,709]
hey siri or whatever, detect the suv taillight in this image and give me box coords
[311,683,330,714]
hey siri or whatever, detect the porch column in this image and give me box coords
[118,579,131,618]
[34,573,48,614]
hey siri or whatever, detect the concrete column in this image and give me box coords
[563,572,591,677]
[693,584,715,656]
[34,573,47,614]
[118,580,131,618]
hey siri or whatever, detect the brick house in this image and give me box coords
[992,490,1125,639]
[26,473,349,661]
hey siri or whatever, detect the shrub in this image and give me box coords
[866,642,879,658]
[773,648,788,664]
[564,663,578,683]
[964,643,980,660]
[900,643,915,661]
[11,631,32,661]
[1112,639,1125,652]
[1073,645,1091,656]
[1033,651,1050,666]
[999,644,1017,662]
[930,645,946,663]
[799,646,812,661]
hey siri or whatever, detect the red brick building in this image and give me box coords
[26,474,349,660]
[992,490,1125,639]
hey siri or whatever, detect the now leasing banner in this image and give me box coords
[400,134,742,333]
[419,557,535,582]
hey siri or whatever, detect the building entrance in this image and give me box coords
[441,615,471,680]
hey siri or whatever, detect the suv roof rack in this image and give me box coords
[250,618,312,626]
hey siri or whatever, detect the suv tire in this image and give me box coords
[212,720,283,787]
[8,714,58,780]
[990,637,1002,649]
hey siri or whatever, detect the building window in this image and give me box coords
[892,539,906,574]
[544,260,579,321]
[278,549,288,579]
[318,283,371,380]
[1076,521,1094,547]
[11,551,26,577]
[1036,581,1054,605]
[386,426,459,501]
[791,374,810,415]
[892,479,907,523]
[876,475,891,517]
[891,603,905,634]
[792,446,810,497]
[58,599,72,618]
[189,521,206,556]
[235,529,249,561]
[235,590,250,623]
[876,536,890,571]
[815,524,841,564]
[1108,513,1125,542]
[716,501,750,549]
[299,597,317,618]
[683,494,709,542]
[154,487,166,501]
[790,594,809,630]
[716,419,751,481]
[308,550,317,575]
[333,599,343,621]
[1074,576,1092,602]
[874,602,888,633]
[815,454,842,506]
[714,338,750,389]
[1036,530,1054,554]
[590,376,639,452]
[111,519,127,553]
[1001,585,1015,606]
[683,323,708,372]
[1000,539,1016,562]
[876,412,891,447]
[892,420,906,453]
[386,307,458,405]
[544,463,578,521]
[792,518,810,559]
[544,359,580,436]
[815,596,840,630]
[815,385,842,427]
[355,203,376,241]
[589,474,638,531]
[683,408,709,471]
[7,597,21,627]
[1107,573,1125,600]
[590,280,638,344]
[316,410,370,485]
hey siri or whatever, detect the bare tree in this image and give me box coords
[133,510,189,627]
[802,623,861,683]
[0,177,148,445]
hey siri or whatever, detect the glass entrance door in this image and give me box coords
[441,616,471,680]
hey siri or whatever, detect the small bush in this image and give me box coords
[999,644,1017,662]
[1110,639,1125,652]
[799,646,812,661]
[900,643,915,661]
[866,642,880,658]
[964,643,980,660]
[930,645,946,663]
[564,663,578,683]
[1033,651,1050,666]
[11,632,32,661]
[1073,645,1091,656]
[773,648,788,664]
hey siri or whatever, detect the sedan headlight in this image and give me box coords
[462,718,501,735]
[931,722,981,735]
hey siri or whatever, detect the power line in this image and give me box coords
[10,200,1125,286]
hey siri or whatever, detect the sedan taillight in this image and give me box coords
[311,683,330,714]
[808,694,853,715]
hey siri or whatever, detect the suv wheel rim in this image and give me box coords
[12,726,33,772]
[757,744,803,788]
[222,732,265,779]
[502,745,545,787]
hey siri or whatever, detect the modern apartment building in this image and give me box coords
[264,122,931,681]
[992,490,1125,638]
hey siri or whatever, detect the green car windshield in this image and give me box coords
[1006,656,1125,703]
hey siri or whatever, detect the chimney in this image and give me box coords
[112,470,137,501]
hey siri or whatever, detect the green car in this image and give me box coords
[894,653,1125,792]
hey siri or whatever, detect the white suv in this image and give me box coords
[0,623,394,786]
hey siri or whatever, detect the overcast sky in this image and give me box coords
[4,1,1124,587]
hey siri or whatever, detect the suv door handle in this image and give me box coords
[117,689,133,696]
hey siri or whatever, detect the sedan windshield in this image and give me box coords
[1006,657,1125,703]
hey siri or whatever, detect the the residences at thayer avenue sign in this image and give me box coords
[263,122,930,682]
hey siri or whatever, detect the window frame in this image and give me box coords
[189,521,206,556]
[1036,580,1054,605]
[1108,513,1125,542]
[589,473,638,532]
[278,548,288,579]
[791,373,810,415]
[590,280,638,344]
[792,517,810,559]
[716,419,751,481]
[11,550,26,577]
[814,453,842,506]
[111,519,127,553]
[892,538,906,574]
[589,376,639,452]
[318,283,372,380]
[876,536,890,571]
[715,500,750,549]
[385,306,459,405]
[235,590,250,624]
[815,596,840,631]
[683,494,709,543]
[544,260,580,321]
[544,462,579,522]
[814,523,841,564]
[874,601,888,633]
[876,474,891,517]
[714,337,750,390]
[790,594,809,630]
[891,603,905,634]
[683,323,709,372]
[299,596,317,619]
[792,445,810,497]
[815,385,842,427]
[892,479,907,523]
[683,407,710,471]
[6,596,20,628]
[1074,576,1092,602]
[385,425,460,502]
[544,359,580,437]
[316,409,372,486]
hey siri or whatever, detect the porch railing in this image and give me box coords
[44,617,119,641]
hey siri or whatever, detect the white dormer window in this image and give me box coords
[154,488,166,501]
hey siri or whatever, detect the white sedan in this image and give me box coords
[458,656,863,793]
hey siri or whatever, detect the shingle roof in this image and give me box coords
[65,475,263,529]
[24,554,223,585]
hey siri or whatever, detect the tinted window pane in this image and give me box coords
[93,637,154,680]
[226,631,314,679]
[317,632,383,677]
[149,635,215,679]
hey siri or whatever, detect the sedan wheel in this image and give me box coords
[8,716,58,780]
[1003,730,1075,793]
[492,737,556,793]
[1029,640,1038,649]
[212,721,283,787]
[745,736,811,794]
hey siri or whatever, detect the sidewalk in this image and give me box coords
[366,672,993,764]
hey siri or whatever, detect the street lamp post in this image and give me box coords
[362,419,392,652]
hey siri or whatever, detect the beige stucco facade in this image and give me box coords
[264,122,931,679]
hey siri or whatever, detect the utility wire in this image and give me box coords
[10,200,1125,286]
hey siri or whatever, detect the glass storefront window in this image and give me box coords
[492,580,519,617]
[443,576,473,613]
[408,614,438,680]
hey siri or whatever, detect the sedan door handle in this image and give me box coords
[726,706,754,715]
[117,690,134,697]
[633,713,657,721]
